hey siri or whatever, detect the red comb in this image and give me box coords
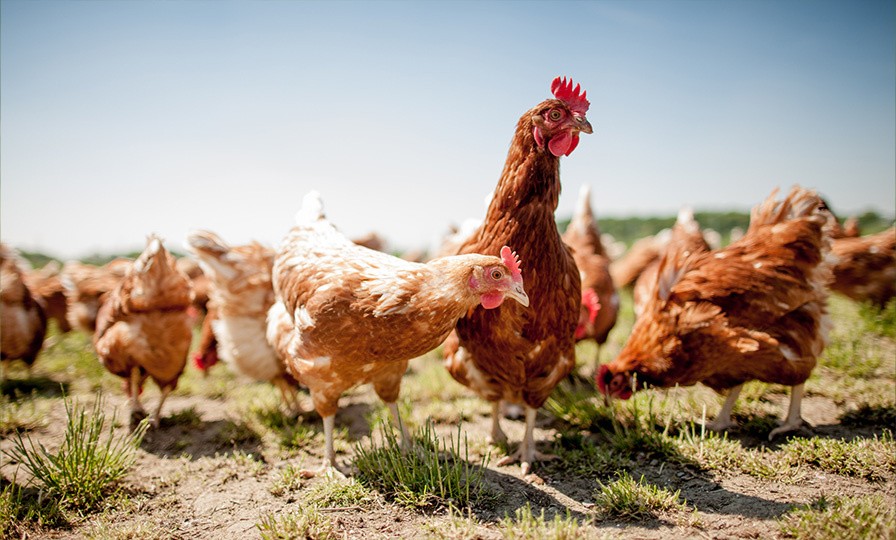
[551,76,590,115]
[500,246,523,283]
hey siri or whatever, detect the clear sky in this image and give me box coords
[2,0,893,260]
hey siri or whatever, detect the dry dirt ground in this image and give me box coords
[2,297,895,539]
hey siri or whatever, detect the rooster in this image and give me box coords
[598,186,834,440]
[829,226,895,308]
[1,243,47,381]
[185,230,301,411]
[562,185,618,362]
[268,191,529,475]
[93,236,194,427]
[632,207,711,317]
[443,76,592,476]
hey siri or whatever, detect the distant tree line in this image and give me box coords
[13,210,895,268]
[558,209,894,249]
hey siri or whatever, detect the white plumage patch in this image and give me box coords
[779,344,800,362]
[294,306,315,330]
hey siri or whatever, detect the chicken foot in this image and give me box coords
[128,367,146,422]
[496,406,557,476]
[705,384,743,432]
[300,415,346,479]
[768,383,805,440]
[149,384,173,429]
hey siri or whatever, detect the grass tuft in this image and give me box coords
[353,420,489,508]
[779,432,896,481]
[256,506,336,540]
[497,503,590,540]
[3,394,147,514]
[593,472,690,521]
[778,494,896,539]
[304,477,375,508]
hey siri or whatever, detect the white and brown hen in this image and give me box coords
[268,191,529,475]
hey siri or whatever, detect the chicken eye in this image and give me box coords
[548,109,562,121]
[491,269,504,280]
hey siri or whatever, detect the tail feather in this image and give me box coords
[295,190,325,225]
[748,186,829,232]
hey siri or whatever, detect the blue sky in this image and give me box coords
[2,0,893,259]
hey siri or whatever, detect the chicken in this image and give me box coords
[176,257,211,316]
[93,236,193,427]
[632,208,711,317]
[609,230,670,290]
[829,226,896,307]
[598,186,834,440]
[192,304,220,375]
[1,243,47,381]
[185,230,300,411]
[561,185,618,362]
[61,258,129,333]
[24,261,72,333]
[442,76,592,476]
[267,191,529,475]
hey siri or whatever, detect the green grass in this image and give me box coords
[778,494,896,540]
[0,393,49,435]
[779,432,896,481]
[424,506,484,540]
[353,420,490,508]
[593,472,691,521]
[3,394,147,515]
[858,297,896,339]
[256,506,337,540]
[304,477,376,508]
[1,475,67,538]
[497,504,591,540]
[269,463,308,496]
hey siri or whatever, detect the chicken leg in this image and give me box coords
[706,384,743,432]
[490,401,508,444]
[128,367,146,421]
[150,384,172,428]
[496,406,557,476]
[768,383,805,440]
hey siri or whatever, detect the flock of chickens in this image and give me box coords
[2,76,895,480]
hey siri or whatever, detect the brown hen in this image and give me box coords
[94,236,193,427]
[443,76,592,476]
[1,243,47,380]
[598,186,834,440]
[830,226,895,308]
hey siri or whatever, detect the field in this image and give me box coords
[2,292,894,539]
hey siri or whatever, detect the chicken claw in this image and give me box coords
[495,405,556,477]
[768,383,806,441]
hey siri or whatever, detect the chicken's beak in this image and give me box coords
[506,283,530,308]
[575,114,593,135]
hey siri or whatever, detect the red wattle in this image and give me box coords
[480,292,505,309]
[565,134,580,156]
[548,131,574,157]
